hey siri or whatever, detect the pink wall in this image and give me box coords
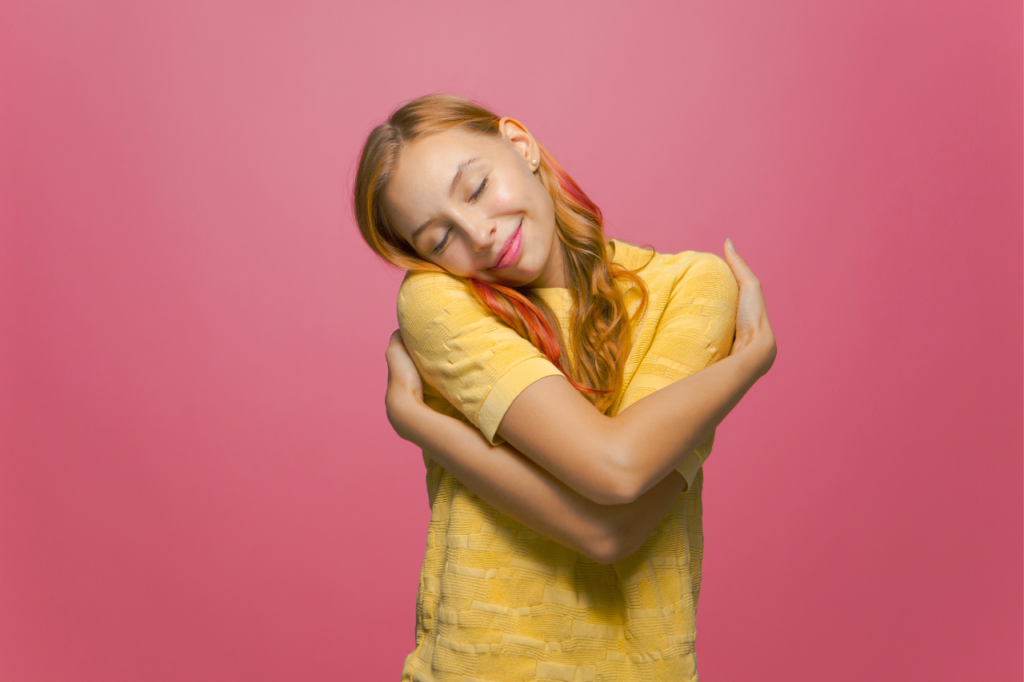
[1,1,1020,680]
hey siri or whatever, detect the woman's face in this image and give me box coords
[384,121,565,288]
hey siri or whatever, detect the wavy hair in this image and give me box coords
[353,94,649,412]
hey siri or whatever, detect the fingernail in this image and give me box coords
[726,238,736,251]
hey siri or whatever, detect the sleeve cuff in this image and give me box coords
[675,430,717,491]
[477,357,564,446]
[675,452,703,492]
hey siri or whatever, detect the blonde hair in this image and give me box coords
[353,94,648,411]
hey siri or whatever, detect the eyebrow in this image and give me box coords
[410,157,480,247]
[450,157,479,196]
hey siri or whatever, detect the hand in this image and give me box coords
[385,329,424,402]
[723,239,777,376]
[384,329,425,440]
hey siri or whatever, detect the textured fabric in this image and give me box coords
[396,240,738,682]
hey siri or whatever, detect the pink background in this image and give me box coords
[1,1,1020,680]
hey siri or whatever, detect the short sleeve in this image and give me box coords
[626,251,739,490]
[396,270,565,446]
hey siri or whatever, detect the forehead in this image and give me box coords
[385,130,501,224]
[398,128,497,175]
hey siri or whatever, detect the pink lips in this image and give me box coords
[492,222,523,270]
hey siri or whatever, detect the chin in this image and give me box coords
[488,274,528,288]
[483,270,532,288]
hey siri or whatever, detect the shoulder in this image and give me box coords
[610,238,731,286]
[396,269,488,337]
[630,245,737,305]
[665,250,738,305]
[675,250,734,283]
[609,239,729,277]
[397,269,472,307]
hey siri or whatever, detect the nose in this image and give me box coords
[466,220,497,252]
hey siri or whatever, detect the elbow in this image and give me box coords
[597,484,644,507]
[589,446,648,506]
[587,485,638,507]
[584,530,640,566]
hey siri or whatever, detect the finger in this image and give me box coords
[385,330,414,369]
[723,239,760,288]
[387,330,406,356]
[385,330,402,364]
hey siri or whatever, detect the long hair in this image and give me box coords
[353,94,649,412]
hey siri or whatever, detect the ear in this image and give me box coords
[498,116,541,172]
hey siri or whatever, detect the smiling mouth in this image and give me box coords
[490,220,523,270]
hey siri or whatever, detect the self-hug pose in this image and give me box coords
[354,94,776,682]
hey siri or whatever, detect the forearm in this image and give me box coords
[499,338,772,505]
[390,243,775,508]
[387,392,685,564]
[611,340,768,498]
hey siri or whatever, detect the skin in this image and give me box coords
[384,119,567,288]
[382,121,777,564]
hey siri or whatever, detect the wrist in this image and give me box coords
[733,327,776,379]
[746,327,777,378]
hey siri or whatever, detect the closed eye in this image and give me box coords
[470,177,488,202]
[432,177,487,255]
[432,228,451,255]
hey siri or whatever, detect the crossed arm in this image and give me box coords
[386,396,688,565]
[385,242,776,564]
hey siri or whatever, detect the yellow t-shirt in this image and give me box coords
[397,240,738,682]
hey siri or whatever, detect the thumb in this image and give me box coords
[724,238,759,288]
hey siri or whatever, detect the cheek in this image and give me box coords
[436,246,477,277]
[489,182,521,212]
[530,188,557,242]
[526,227,552,269]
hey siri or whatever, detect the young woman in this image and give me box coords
[354,94,776,682]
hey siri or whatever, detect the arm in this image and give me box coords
[385,382,685,565]
[492,241,774,505]
[396,242,775,506]
[499,343,766,505]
